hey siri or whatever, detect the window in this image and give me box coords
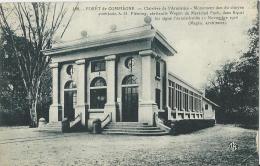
[122,75,137,85]
[90,77,106,87]
[205,104,208,110]
[156,89,161,109]
[91,60,106,72]
[64,81,77,109]
[125,57,135,69]
[156,61,160,78]
[73,92,77,109]
[90,89,107,109]
[168,80,174,110]
[183,88,189,111]
[168,85,172,109]
[64,80,77,89]
[189,92,193,111]
[90,77,107,109]
[66,65,74,76]
[176,84,182,111]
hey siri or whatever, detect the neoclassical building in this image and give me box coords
[42,20,217,133]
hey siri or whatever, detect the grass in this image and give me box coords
[0,124,258,166]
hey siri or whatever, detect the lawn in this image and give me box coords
[0,124,258,166]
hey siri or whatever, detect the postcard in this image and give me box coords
[0,1,258,165]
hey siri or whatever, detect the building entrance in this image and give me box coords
[64,81,77,121]
[121,75,138,122]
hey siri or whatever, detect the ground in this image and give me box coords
[0,125,258,166]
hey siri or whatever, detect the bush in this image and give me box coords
[216,107,258,127]
[0,107,29,126]
[165,119,215,135]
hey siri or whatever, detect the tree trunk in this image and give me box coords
[29,100,37,128]
[28,86,40,128]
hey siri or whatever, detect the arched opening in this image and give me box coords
[122,75,138,85]
[90,77,107,109]
[121,75,138,122]
[64,81,77,121]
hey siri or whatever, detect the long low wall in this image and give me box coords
[165,119,216,135]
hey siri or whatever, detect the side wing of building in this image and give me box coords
[167,72,218,121]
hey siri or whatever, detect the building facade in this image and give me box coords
[42,22,217,129]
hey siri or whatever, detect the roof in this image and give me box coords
[168,71,203,95]
[42,24,177,56]
[202,96,220,107]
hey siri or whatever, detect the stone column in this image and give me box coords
[182,90,185,119]
[75,59,88,126]
[104,55,117,121]
[188,92,191,119]
[139,50,157,125]
[200,96,203,119]
[165,60,172,121]
[49,62,62,122]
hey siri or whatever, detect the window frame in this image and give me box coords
[155,88,161,109]
[91,60,106,72]
[156,61,161,79]
[205,104,208,110]
[90,77,107,109]
[90,88,107,109]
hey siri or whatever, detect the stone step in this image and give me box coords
[45,124,62,127]
[45,125,62,128]
[107,123,151,127]
[103,129,164,133]
[38,122,62,133]
[103,122,169,136]
[41,126,62,129]
[38,128,62,133]
[106,125,152,128]
[46,122,62,125]
[109,122,148,125]
[105,126,160,130]
[102,131,168,136]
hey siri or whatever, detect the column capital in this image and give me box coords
[139,50,157,58]
[75,59,86,65]
[105,55,116,61]
[49,62,59,69]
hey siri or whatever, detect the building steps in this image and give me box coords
[103,122,168,136]
[38,122,62,133]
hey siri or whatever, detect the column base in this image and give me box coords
[75,104,89,126]
[139,101,157,125]
[166,106,173,121]
[49,104,62,122]
[105,103,117,122]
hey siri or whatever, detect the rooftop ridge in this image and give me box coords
[42,23,177,56]
[53,24,153,48]
[168,71,203,94]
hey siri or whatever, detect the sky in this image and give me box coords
[59,0,258,90]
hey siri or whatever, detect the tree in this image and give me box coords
[205,16,259,125]
[0,34,29,125]
[0,3,77,127]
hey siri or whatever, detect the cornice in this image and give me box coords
[42,25,177,58]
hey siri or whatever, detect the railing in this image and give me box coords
[154,112,171,133]
[101,112,112,128]
[70,113,82,128]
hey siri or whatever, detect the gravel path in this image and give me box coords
[0,125,257,166]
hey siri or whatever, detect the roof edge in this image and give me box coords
[42,24,177,57]
[168,71,203,94]
[203,97,220,107]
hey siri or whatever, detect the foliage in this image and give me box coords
[205,18,259,125]
[0,3,76,127]
[0,34,30,125]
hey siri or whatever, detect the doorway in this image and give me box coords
[121,75,138,122]
[64,81,77,121]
